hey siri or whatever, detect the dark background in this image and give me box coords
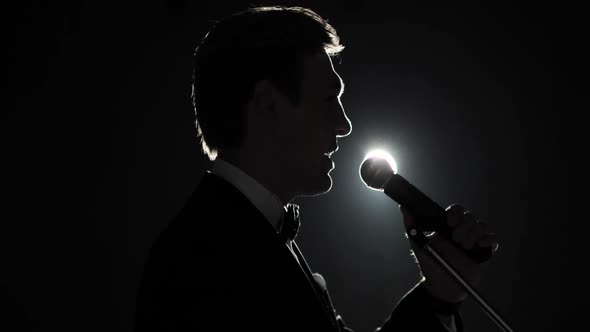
[6,1,565,331]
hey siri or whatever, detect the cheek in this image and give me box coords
[284,134,321,167]
[282,103,327,154]
[302,104,332,131]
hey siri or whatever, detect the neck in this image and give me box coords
[219,148,294,204]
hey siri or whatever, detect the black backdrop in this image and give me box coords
[6,1,566,331]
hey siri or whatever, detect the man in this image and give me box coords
[134,6,498,331]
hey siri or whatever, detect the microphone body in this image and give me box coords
[360,158,493,263]
[384,174,447,233]
[385,173,493,263]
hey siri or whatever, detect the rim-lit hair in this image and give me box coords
[192,6,344,160]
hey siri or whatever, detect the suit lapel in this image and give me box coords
[200,173,339,331]
[292,242,340,331]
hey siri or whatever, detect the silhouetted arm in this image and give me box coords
[376,282,463,332]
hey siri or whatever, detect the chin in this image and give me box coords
[301,173,333,197]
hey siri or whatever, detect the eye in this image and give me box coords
[325,96,338,102]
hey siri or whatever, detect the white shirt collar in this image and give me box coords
[211,158,285,232]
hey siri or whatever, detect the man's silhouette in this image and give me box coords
[134,6,498,331]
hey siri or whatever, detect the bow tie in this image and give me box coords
[280,203,300,242]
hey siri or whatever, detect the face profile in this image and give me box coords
[271,51,351,198]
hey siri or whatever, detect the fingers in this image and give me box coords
[447,204,496,251]
[407,203,499,253]
[464,221,486,250]
[445,204,464,228]
[451,211,475,247]
[477,233,499,252]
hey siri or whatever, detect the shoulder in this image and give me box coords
[141,171,280,278]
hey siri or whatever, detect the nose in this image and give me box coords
[335,102,352,137]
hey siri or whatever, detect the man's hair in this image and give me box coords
[192,6,344,160]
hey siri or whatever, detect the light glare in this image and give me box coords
[363,149,398,174]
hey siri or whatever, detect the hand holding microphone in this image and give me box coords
[359,155,498,263]
[360,153,499,303]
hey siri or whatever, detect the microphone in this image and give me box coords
[360,156,493,263]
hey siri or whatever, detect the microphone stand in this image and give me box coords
[408,228,515,332]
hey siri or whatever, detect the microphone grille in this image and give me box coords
[360,157,395,190]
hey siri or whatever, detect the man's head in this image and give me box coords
[192,6,351,201]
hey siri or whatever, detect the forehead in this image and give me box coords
[300,52,343,91]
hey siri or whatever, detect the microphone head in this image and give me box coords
[360,156,396,191]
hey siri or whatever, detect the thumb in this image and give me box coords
[399,205,416,230]
[400,205,426,266]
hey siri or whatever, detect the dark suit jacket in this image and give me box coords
[134,172,462,331]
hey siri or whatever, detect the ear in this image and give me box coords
[247,79,279,117]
